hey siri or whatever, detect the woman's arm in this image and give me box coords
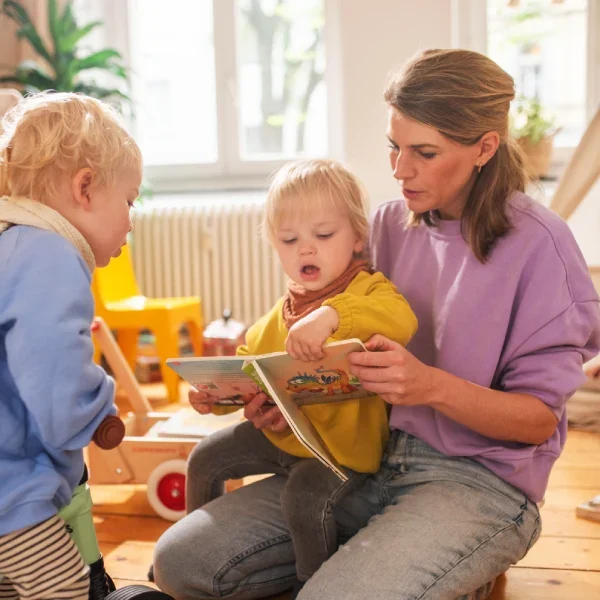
[349,335,557,445]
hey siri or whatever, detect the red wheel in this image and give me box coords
[146,459,187,521]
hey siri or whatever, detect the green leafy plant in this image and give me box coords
[510,97,559,145]
[0,0,129,102]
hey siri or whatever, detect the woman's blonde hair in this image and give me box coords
[0,92,142,201]
[384,48,528,262]
[263,158,369,253]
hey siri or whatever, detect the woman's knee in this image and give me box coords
[153,520,215,598]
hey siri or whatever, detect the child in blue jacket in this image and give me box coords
[0,92,142,599]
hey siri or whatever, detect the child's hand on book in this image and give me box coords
[286,306,340,362]
[189,387,219,415]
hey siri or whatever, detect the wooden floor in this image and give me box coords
[93,384,600,599]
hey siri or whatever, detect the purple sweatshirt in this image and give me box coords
[371,193,600,501]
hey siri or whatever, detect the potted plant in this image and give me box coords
[511,97,560,179]
[0,0,129,103]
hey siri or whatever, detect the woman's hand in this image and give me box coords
[286,306,340,362]
[244,392,289,433]
[348,334,436,406]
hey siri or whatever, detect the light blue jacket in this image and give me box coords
[0,225,115,535]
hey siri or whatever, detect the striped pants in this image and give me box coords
[0,515,89,599]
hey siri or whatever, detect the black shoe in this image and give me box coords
[290,579,305,599]
[147,563,155,582]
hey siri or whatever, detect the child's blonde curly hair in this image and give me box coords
[0,92,142,201]
[263,158,370,252]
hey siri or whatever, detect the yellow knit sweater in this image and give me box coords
[234,271,417,473]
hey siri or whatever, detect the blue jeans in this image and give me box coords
[153,430,541,600]
[185,420,365,582]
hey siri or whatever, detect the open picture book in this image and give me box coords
[166,339,375,480]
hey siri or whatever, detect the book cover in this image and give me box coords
[166,355,270,406]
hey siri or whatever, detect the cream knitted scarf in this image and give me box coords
[0,196,95,271]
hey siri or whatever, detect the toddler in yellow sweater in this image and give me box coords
[186,159,417,595]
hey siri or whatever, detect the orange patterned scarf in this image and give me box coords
[282,258,371,329]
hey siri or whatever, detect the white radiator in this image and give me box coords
[131,200,288,326]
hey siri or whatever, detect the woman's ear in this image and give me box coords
[477,131,500,168]
[72,168,94,209]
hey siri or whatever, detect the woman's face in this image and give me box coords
[386,107,482,220]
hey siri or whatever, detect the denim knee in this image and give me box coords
[153,522,215,599]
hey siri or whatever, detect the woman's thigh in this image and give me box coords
[154,475,296,600]
[300,476,540,600]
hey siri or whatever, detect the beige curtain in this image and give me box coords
[0,1,66,81]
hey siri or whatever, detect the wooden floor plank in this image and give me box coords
[94,513,170,544]
[488,569,600,599]
[548,466,600,489]
[519,536,600,570]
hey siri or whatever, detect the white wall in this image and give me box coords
[328,0,453,207]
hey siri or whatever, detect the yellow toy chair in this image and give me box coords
[92,244,203,403]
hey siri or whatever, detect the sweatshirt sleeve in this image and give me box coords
[323,272,418,346]
[496,220,600,419]
[5,235,116,451]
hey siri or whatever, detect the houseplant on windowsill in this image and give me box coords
[511,97,560,180]
[0,0,129,103]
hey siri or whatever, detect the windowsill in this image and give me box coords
[139,188,269,209]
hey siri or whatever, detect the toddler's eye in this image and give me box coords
[282,238,297,245]
[317,233,334,239]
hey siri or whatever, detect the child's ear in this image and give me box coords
[72,168,94,209]
[354,239,364,255]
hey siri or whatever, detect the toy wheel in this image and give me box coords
[106,584,174,599]
[147,459,187,521]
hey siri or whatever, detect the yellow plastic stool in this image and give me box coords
[92,244,203,403]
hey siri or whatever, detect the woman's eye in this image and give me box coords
[127,201,135,209]
[387,144,399,152]
[419,151,436,159]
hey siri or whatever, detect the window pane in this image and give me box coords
[487,0,588,147]
[236,0,327,159]
[129,0,218,165]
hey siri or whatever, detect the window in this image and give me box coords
[452,0,600,158]
[487,0,588,148]
[74,0,327,189]
[236,0,327,159]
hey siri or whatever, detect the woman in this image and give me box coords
[153,49,600,600]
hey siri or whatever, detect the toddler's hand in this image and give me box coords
[189,387,219,415]
[286,306,339,362]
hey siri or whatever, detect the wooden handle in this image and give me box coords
[92,414,125,449]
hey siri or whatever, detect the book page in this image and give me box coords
[252,360,350,482]
[166,356,269,406]
[255,339,374,407]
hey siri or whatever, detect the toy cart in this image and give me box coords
[88,318,243,521]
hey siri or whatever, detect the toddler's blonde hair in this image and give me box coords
[264,158,369,251]
[0,92,142,201]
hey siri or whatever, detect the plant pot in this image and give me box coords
[516,136,554,179]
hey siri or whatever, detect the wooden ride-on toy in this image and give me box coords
[88,318,242,521]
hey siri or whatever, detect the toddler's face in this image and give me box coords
[85,167,142,267]
[272,201,363,291]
